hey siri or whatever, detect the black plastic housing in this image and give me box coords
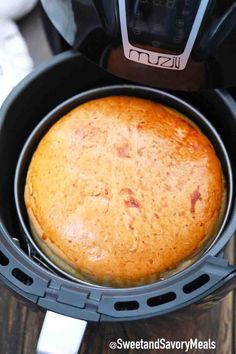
[41,0,236,90]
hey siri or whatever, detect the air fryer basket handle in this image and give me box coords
[37,311,87,354]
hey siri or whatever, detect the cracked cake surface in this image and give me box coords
[24,96,225,287]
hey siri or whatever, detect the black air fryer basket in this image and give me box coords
[0,51,236,353]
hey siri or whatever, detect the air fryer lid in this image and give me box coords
[41,0,236,90]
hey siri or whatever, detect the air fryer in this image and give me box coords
[0,1,236,354]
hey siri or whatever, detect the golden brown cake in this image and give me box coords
[24,96,225,287]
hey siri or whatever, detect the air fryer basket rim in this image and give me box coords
[0,50,235,322]
[14,83,234,289]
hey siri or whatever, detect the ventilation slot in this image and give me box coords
[12,268,33,286]
[114,301,139,311]
[0,250,9,266]
[147,292,176,307]
[183,274,210,294]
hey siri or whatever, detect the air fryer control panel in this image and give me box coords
[119,0,209,70]
[126,0,201,53]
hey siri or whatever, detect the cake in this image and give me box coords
[24,96,225,287]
